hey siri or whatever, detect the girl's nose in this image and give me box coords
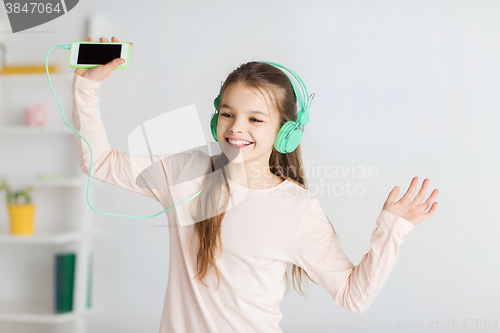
[230,126,243,134]
[229,119,246,134]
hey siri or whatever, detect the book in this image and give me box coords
[54,253,76,313]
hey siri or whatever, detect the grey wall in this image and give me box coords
[1,0,499,332]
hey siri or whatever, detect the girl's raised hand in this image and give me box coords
[74,37,134,82]
[382,177,439,227]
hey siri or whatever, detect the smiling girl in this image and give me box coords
[72,36,439,333]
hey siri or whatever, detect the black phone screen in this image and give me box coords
[77,44,122,65]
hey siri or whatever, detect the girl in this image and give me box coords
[73,36,439,333]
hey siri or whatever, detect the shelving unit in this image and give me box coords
[0,301,103,324]
[0,71,103,333]
[0,126,73,136]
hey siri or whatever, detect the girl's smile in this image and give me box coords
[226,137,254,149]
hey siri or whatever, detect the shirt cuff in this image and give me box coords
[73,71,101,90]
[380,209,415,236]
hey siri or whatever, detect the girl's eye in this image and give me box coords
[220,113,262,123]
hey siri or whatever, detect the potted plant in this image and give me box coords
[0,177,36,235]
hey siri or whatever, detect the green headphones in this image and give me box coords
[210,61,315,154]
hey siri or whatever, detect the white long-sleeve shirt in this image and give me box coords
[71,72,415,333]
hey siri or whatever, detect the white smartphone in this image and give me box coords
[69,41,131,69]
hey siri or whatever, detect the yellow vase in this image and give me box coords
[8,204,36,235]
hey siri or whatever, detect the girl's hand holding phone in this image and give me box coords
[383,177,439,227]
[74,36,134,82]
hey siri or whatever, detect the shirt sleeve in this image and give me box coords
[71,72,191,202]
[290,198,415,314]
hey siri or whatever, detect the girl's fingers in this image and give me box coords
[386,186,399,203]
[414,178,429,205]
[402,177,419,203]
[95,37,132,50]
[87,37,93,41]
[420,189,439,211]
[110,36,133,50]
[425,201,438,216]
[101,37,120,42]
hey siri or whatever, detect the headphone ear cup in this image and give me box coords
[274,121,302,154]
[210,112,219,142]
[285,128,302,153]
[213,95,220,111]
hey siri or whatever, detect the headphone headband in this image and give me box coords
[258,61,314,114]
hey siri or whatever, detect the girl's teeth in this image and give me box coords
[228,139,252,146]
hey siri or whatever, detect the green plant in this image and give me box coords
[0,177,34,205]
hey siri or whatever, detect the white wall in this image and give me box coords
[1,0,499,332]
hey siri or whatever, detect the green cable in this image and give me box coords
[46,45,203,219]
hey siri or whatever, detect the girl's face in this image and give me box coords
[217,82,281,166]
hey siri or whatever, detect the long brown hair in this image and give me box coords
[188,61,341,296]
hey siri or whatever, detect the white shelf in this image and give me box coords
[0,302,103,324]
[5,176,88,188]
[0,72,73,84]
[0,228,102,245]
[0,126,74,136]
